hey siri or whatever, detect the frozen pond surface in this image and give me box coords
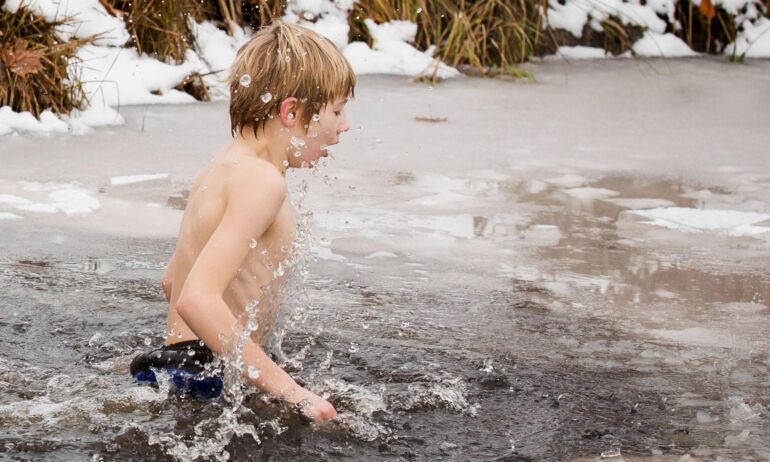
[1,58,769,461]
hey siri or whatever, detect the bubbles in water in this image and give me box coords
[349,343,359,353]
[187,349,195,356]
[239,74,252,87]
[143,337,152,346]
[294,151,302,158]
[290,136,306,149]
[247,366,260,380]
[311,114,321,122]
[249,238,257,249]
[260,92,273,103]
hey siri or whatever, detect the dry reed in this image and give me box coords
[0,7,92,117]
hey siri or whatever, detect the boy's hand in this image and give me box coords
[295,391,337,421]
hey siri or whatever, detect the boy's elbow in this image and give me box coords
[175,292,205,321]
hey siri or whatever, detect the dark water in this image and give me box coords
[1,173,768,462]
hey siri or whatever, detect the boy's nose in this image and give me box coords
[339,116,350,134]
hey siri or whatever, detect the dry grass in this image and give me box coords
[0,7,92,117]
[674,0,738,54]
[107,0,192,63]
[350,0,553,77]
[215,0,285,33]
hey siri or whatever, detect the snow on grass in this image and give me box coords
[633,32,699,57]
[3,0,130,46]
[74,45,203,106]
[547,0,672,38]
[110,174,170,186]
[343,20,459,78]
[554,46,611,59]
[188,20,251,98]
[629,207,770,237]
[726,17,770,58]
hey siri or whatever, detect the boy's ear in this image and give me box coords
[279,97,300,127]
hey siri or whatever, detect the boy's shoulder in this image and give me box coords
[222,154,287,204]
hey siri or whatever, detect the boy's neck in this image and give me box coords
[233,126,288,176]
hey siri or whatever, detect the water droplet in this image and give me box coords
[349,343,359,353]
[375,138,382,144]
[176,333,182,338]
[285,55,291,63]
[282,160,289,167]
[266,261,273,270]
[290,136,306,149]
[198,340,205,347]
[260,92,273,103]
[303,11,314,20]
[143,337,152,346]
[416,7,423,13]
[287,112,295,120]
[280,244,289,253]
[187,349,195,356]
[239,74,252,87]
[249,238,257,249]
[260,249,268,256]
[248,366,260,380]
[294,151,302,157]
[311,114,320,122]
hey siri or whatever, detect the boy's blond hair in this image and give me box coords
[228,21,355,138]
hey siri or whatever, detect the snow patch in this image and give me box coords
[555,46,611,59]
[633,32,698,57]
[0,212,24,220]
[110,174,169,186]
[605,198,677,209]
[726,17,770,58]
[344,20,459,79]
[628,207,770,237]
[564,187,620,199]
[12,184,100,216]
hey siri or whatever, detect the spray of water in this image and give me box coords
[148,175,320,461]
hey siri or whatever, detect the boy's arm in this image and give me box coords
[175,168,335,420]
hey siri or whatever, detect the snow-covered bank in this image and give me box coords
[2,0,769,136]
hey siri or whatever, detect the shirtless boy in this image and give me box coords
[129,22,353,421]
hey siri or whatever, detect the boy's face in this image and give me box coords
[289,97,349,168]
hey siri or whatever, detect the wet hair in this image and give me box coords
[228,21,356,138]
